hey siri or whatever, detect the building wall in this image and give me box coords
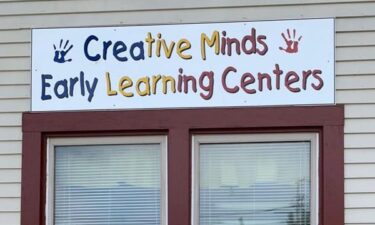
[0,0,374,224]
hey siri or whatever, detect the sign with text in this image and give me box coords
[32,19,334,111]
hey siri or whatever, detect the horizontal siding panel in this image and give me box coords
[345,134,375,148]
[345,178,375,193]
[0,85,30,99]
[345,164,375,178]
[346,193,375,208]
[345,104,375,118]
[0,43,29,58]
[0,58,29,71]
[337,90,375,104]
[0,113,21,126]
[337,61,375,76]
[0,184,20,198]
[337,32,375,47]
[0,169,20,183]
[0,155,20,169]
[345,119,375,133]
[0,29,29,44]
[0,127,21,141]
[0,11,279,30]
[0,142,21,155]
[0,198,19,212]
[345,149,375,163]
[337,75,375,90]
[0,212,19,225]
[0,17,370,45]
[346,209,375,224]
[0,9,372,31]
[0,0,372,16]
[337,17,375,32]
[337,46,375,61]
[0,71,30,85]
[0,18,370,45]
[0,99,29,112]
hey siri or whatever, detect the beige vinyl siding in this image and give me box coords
[346,149,375,163]
[0,183,20,198]
[0,0,374,224]
[0,213,20,225]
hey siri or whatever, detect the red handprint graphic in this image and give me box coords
[279,29,302,53]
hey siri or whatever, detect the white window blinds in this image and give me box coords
[53,144,161,225]
[199,142,311,225]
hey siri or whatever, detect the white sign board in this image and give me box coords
[32,19,334,111]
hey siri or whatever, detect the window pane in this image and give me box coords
[54,144,161,225]
[199,142,310,225]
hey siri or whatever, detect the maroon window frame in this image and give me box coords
[21,105,344,225]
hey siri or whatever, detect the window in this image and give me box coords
[22,106,344,225]
[46,136,168,225]
[192,133,318,225]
